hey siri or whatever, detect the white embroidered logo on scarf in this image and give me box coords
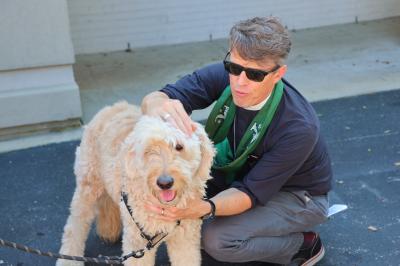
[250,123,262,144]
[215,105,230,124]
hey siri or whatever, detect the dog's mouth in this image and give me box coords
[158,189,177,203]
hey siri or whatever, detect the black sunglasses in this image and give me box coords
[223,52,280,82]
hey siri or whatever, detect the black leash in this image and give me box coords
[0,193,179,264]
[0,238,144,264]
[0,194,179,264]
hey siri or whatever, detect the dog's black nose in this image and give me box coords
[157,175,174,190]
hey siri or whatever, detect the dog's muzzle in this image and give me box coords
[157,175,176,202]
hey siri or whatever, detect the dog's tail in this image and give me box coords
[96,192,122,243]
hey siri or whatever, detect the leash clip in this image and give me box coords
[122,249,145,260]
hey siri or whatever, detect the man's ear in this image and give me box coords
[273,65,287,83]
[193,123,216,182]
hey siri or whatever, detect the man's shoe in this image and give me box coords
[291,232,325,266]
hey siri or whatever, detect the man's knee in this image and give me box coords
[202,222,234,261]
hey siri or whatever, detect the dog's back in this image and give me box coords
[82,101,140,158]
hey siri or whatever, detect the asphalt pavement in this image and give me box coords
[0,88,399,266]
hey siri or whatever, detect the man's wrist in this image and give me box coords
[201,198,216,220]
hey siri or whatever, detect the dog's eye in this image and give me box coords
[175,143,184,151]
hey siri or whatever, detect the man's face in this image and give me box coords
[228,49,286,108]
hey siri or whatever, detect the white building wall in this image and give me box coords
[67,0,400,55]
[0,0,75,70]
[0,0,82,130]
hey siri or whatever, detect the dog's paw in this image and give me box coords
[55,259,84,266]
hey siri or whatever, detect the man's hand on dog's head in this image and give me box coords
[158,98,196,136]
[141,91,196,136]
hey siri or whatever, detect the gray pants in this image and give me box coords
[201,190,329,265]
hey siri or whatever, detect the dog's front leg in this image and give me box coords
[56,186,101,266]
[166,220,202,266]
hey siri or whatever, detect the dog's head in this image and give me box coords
[123,116,215,206]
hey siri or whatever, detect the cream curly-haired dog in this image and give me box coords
[57,101,215,266]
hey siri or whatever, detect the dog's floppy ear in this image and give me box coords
[193,123,215,181]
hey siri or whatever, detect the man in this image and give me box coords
[142,16,332,265]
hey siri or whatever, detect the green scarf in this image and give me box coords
[205,80,284,184]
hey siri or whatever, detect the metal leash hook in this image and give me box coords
[96,248,145,264]
[121,248,145,260]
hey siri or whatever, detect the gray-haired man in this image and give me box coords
[142,16,332,265]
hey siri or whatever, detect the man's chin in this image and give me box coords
[232,97,249,108]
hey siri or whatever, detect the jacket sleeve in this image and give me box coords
[231,122,319,207]
[160,62,229,114]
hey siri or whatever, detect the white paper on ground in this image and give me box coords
[328,204,348,217]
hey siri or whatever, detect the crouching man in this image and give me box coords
[142,16,332,266]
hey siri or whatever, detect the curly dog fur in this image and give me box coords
[57,101,215,266]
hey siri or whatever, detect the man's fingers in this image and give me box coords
[173,103,193,135]
[167,107,191,135]
[144,204,179,221]
[153,214,176,222]
[144,203,162,213]
[157,99,194,135]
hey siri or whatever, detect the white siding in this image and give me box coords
[0,0,75,70]
[0,0,81,130]
[67,0,400,55]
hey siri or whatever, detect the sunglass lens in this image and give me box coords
[246,70,265,82]
[225,62,242,76]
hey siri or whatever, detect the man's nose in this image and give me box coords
[237,71,249,85]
